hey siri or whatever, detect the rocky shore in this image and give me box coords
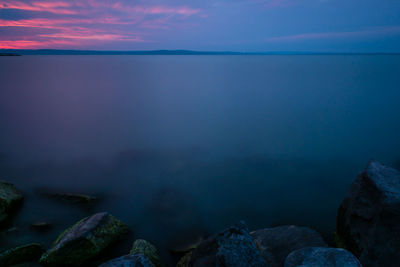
[1,160,399,266]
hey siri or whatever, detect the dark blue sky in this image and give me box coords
[1,0,400,51]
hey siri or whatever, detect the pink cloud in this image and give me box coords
[0,39,77,49]
[0,0,205,49]
[0,1,77,14]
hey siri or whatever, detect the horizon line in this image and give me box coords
[1,49,400,55]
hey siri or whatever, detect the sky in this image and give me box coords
[1,0,400,52]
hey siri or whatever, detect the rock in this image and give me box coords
[130,239,162,267]
[39,212,128,266]
[38,188,97,204]
[176,251,192,267]
[98,254,155,267]
[0,243,44,266]
[30,222,52,231]
[336,161,400,267]
[0,181,23,224]
[184,221,267,267]
[284,247,362,267]
[251,225,327,267]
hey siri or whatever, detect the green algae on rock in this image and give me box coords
[0,243,44,266]
[39,212,128,266]
[130,239,162,267]
[0,181,23,224]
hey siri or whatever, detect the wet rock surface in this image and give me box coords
[98,254,155,267]
[184,221,268,267]
[0,181,23,225]
[284,247,362,267]
[0,243,44,266]
[336,161,400,267]
[39,212,128,266]
[130,239,162,267]
[251,225,327,267]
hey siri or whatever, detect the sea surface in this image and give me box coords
[1,55,400,264]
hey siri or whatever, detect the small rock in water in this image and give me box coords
[251,225,327,267]
[0,243,44,266]
[98,254,155,267]
[30,222,52,231]
[0,181,23,225]
[284,247,362,267]
[336,161,400,267]
[37,188,97,204]
[39,212,128,266]
[130,239,162,267]
[184,221,267,267]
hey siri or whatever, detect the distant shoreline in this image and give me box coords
[0,53,21,56]
[1,49,399,56]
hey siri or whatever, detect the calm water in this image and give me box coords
[1,55,400,264]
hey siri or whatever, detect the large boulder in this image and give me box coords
[0,181,23,224]
[284,247,362,267]
[336,161,400,267]
[39,212,128,266]
[98,254,155,267]
[0,243,44,266]
[183,221,268,267]
[251,225,327,267]
[130,239,162,267]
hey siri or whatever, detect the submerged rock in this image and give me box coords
[0,243,44,266]
[39,212,128,266]
[251,225,327,267]
[183,221,267,267]
[284,247,362,267]
[0,181,23,224]
[37,188,97,204]
[98,254,155,267]
[30,222,52,232]
[130,239,162,267]
[336,161,400,267]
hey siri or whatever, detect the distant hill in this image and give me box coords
[0,53,21,56]
[0,49,398,55]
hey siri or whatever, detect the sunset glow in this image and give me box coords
[0,0,399,51]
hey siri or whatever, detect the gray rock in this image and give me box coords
[0,181,23,224]
[130,239,162,267]
[185,221,268,267]
[98,254,155,267]
[284,247,362,267]
[0,243,44,266]
[251,225,327,267]
[39,212,128,266]
[336,161,400,267]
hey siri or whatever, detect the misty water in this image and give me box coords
[1,55,400,264]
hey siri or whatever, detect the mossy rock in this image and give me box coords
[0,181,23,224]
[39,212,128,266]
[0,243,44,266]
[130,239,162,267]
[176,251,192,267]
[99,254,155,267]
